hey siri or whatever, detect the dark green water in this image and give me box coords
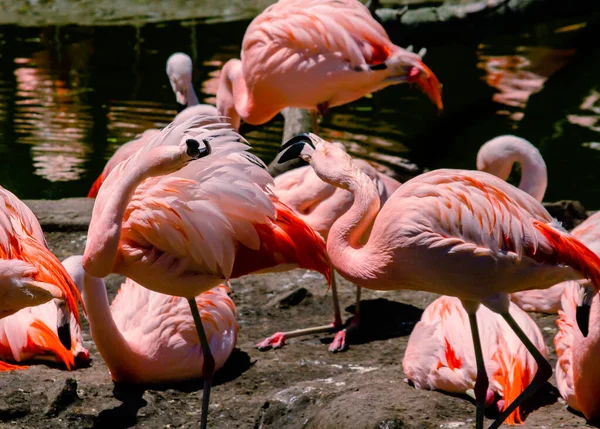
[0,16,599,207]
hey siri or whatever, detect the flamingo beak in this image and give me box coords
[408,60,443,112]
[278,133,316,164]
[185,138,212,159]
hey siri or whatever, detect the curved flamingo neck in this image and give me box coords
[82,273,141,381]
[217,59,249,131]
[515,150,547,202]
[326,165,383,285]
[83,165,147,278]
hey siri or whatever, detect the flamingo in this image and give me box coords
[555,279,600,421]
[82,116,331,429]
[61,255,237,383]
[0,187,81,321]
[0,294,89,372]
[216,0,442,132]
[474,135,565,314]
[88,52,220,198]
[258,142,401,352]
[278,132,600,429]
[403,295,547,424]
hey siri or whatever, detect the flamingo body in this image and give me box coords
[217,0,442,130]
[0,188,81,320]
[404,295,547,424]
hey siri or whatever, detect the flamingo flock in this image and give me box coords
[2,1,598,429]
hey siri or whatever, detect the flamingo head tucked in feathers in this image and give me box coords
[279,133,360,191]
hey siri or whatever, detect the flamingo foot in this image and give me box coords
[256,332,286,350]
[329,330,348,353]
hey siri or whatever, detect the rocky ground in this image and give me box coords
[0,198,594,428]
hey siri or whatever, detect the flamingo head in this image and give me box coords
[166,52,194,105]
[278,133,358,191]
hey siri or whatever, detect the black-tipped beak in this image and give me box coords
[278,133,315,164]
[186,138,212,159]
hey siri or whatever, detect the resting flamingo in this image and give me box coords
[0,187,81,321]
[0,293,89,372]
[61,255,237,383]
[258,142,401,352]
[88,52,220,198]
[555,279,600,421]
[278,132,600,429]
[216,0,442,132]
[403,295,547,425]
[82,116,331,429]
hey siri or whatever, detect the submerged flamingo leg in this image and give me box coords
[188,298,215,429]
[257,269,347,351]
[487,311,552,429]
[465,306,487,429]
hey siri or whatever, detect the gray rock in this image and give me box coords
[44,378,81,417]
[23,198,93,232]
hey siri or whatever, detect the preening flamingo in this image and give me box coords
[0,187,81,321]
[555,279,600,421]
[88,52,220,198]
[474,135,563,313]
[278,132,600,429]
[82,116,331,429]
[258,142,401,352]
[216,0,442,132]
[61,255,237,383]
[403,295,547,424]
[0,294,89,372]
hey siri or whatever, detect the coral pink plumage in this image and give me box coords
[0,187,82,322]
[279,133,600,428]
[217,0,442,130]
[403,296,547,424]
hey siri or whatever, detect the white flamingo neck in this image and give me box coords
[186,83,200,107]
[326,164,382,284]
[515,148,547,202]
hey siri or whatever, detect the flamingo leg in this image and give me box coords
[487,311,552,429]
[466,309,488,429]
[188,298,215,429]
[256,269,348,351]
[329,284,362,352]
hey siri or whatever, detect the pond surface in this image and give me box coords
[0,16,599,207]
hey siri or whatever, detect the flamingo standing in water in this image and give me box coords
[278,132,600,429]
[403,295,547,424]
[555,278,600,421]
[61,255,237,383]
[216,0,442,132]
[82,116,331,429]
[0,187,81,320]
[258,142,401,352]
[88,52,220,198]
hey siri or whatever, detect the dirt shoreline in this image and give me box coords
[0,198,593,428]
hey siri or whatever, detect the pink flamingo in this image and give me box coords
[0,293,89,372]
[88,52,220,198]
[403,295,547,424]
[0,187,82,321]
[61,255,237,383]
[258,142,401,352]
[82,116,331,429]
[555,279,600,421]
[474,135,566,313]
[216,0,442,132]
[278,132,600,429]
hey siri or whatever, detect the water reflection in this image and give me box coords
[477,46,575,122]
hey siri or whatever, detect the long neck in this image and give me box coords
[82,274,141,380]
[326,166,384,285]
[517,150,547,202]
[217,59,249,131]
[83,163,149,278]
[186,83,200,107]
